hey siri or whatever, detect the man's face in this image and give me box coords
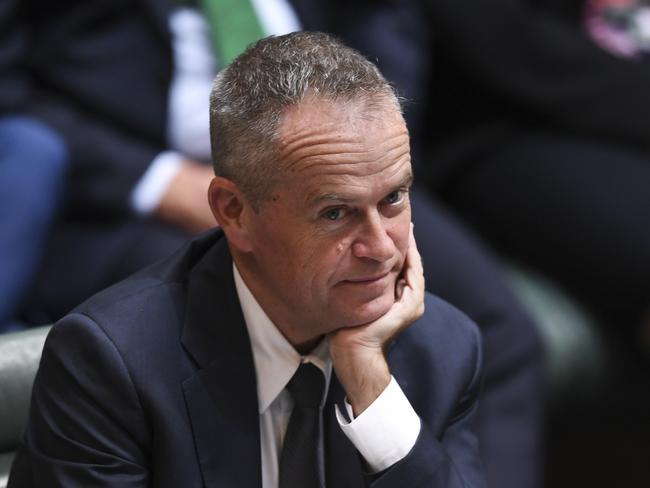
[240,97,412,347]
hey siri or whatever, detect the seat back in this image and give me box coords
[0,326,51,488]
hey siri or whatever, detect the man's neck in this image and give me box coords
[231,251,321,352]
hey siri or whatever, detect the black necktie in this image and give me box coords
[279,362,326,488]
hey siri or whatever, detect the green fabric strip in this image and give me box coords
[199,0,266,68]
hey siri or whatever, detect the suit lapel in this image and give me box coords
[181,238,262,488]
[177,233,402,488]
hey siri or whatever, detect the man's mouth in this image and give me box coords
[344,271,391,284]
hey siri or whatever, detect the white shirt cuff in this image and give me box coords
[130,151,184,215]
[335,376,421,473]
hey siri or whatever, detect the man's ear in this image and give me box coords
[208,176,253,252]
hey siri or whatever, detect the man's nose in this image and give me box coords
[351,212,396,262]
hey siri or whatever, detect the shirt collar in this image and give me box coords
[233,263,331,414]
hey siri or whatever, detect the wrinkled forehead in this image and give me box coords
[270,96,411,199]
[275,96,407,172]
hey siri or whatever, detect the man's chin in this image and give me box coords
[336,293,395,329]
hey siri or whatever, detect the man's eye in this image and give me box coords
[323,208,345,221]
[383,190,403,205]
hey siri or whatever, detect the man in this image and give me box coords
[9,33,486,487]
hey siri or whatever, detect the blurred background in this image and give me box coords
[1,0,649,486]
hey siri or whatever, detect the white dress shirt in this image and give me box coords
[233,264,420,488]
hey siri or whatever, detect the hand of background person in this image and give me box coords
[328,224,425,416]
[156,159,218,234]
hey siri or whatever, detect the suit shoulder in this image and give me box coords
[392,292,482,386]
[391,293,483,423]
[416,292,482,349]
[64,229,228,353]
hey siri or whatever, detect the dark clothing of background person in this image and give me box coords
[374,0,650,328]
[1,0,194,323]
[0,1,543,487]
[0,1,69,332]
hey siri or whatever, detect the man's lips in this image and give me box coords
[343,271,391,284]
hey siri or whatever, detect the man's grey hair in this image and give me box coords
[209,31,401,210]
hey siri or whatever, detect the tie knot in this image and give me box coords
[286,363,325,408]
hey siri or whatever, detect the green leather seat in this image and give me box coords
[0,326,51,488]
[502,262,610,404]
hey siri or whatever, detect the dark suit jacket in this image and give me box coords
[9,229,486,487]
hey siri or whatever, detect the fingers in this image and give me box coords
[395,278,406,300]
[401,223,425,296]
[395,223,425,320]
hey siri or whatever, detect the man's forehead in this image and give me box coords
[276,96,408,167]
[270,94,410,205]
[279,95,403,135]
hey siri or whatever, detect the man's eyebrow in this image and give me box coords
[311,193,356,205]
[310,171,414,205]
[398,171,414,189]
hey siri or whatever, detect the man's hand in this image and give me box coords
[156,159,217,234]
[328,224,425,416]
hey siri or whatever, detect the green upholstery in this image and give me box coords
[0,453,15,488]
[0,326,51,488]
[503,263,609,403]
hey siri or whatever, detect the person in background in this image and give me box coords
[388,0,650,333]
[0,2,69,333]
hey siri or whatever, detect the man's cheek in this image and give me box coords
[396,238,410,267]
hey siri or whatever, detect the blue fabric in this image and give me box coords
[0,116,68,332]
